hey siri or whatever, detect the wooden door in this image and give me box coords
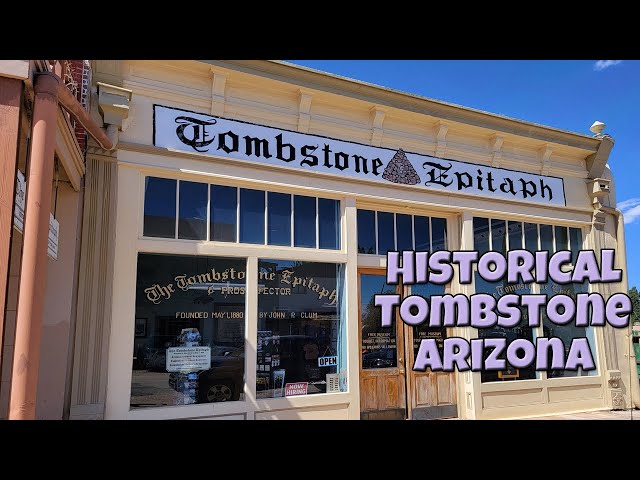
[404,283,457,419]
[358,270,407,420]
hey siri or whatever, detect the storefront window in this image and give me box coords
[256,260,346,397]
[143,177,176,238]
[132,253,246,408]
[473,216,590,383]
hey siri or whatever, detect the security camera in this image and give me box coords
[590,121,606,134]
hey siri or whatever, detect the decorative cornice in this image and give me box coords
[97,82,132,128]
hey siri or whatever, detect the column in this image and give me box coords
[9,73,58,419]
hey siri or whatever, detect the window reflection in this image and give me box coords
[132,253,246,408]
[360,274,397,369]
[256,260,346,397]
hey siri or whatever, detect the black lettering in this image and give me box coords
[322,144,332,168]
[540,180,553,200]
[243,136,272,158]
[487,171,497,192]
[217,130,239,154]
[499,178,516,195]
[175,116,217,153]
[334,152,349,171]
[476,169,484,191]
[353,155,369,174]
[454,172,473,191]
[372,158,383,176]
[519,179,537,198]
[275,133,295,162]
[301,145,319,167]
[423,161,453,187]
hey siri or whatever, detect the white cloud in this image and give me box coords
[594,60,622,71]
[619,198,640,224]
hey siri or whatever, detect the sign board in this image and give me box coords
[318,355,337,367]
[14,170,59,260]
[14,170,25,232]
[166,346,211,372]
[284,382,308,397]
[154,104,566,206]
[48,214,59,260]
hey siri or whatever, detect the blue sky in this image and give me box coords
[288,60,640,290]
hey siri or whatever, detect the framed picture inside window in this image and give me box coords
[135,318,147,337]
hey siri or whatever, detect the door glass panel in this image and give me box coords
[409,283,446,358]
[360,274,397,369]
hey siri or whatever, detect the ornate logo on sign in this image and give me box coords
[175,116,217,152]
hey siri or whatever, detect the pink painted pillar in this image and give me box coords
[9,73,59,420]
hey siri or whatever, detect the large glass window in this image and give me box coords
[256,260,346,397]
[472,217,592,383]
[132,253,246,408]
[178,181,208,240]
[143,177,176,238]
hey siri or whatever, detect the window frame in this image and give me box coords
[117,171,352,420]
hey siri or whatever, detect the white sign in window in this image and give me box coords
[166,346,212,372]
